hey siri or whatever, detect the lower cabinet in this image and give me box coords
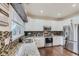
[34,37,45,48]
[53,36,63,46]
[34,36,64,48]
[73,42,78,54]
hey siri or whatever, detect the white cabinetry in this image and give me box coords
[34,37,45,48]
[53,36,63,46]
[10,5,25,41]
[34,36,63,48]
[26,36,63,48]
[73,42,78,53]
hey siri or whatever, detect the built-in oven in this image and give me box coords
[45,37,53,47]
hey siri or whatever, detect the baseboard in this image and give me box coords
[64,48,78,55]
[53,45,62,47]
[38,45,62,49]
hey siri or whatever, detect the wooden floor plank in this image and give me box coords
[38,46,77,56]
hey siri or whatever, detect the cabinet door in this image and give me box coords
[53,36,62,45]
[35,38,45,48]
[73,42,78,53]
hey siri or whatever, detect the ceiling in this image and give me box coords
[23,3,79,20]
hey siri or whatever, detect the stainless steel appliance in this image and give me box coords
[63,23,78,54]
[43,26,53,47]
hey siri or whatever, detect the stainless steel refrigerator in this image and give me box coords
[63,23,78,54]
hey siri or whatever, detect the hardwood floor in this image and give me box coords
[38,46,77,56]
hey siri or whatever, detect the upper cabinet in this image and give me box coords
[11,3,28,22]
[9,4,25,40]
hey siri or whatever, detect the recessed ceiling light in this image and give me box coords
[72,4,77,7]
[40,10,43,14]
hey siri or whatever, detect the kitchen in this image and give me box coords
[0,3,79,56]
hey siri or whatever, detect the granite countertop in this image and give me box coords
[0,42,22,56]
[25,35,63,39]
[16,42,40,56]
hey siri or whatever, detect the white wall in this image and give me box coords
[24,17,68,31]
